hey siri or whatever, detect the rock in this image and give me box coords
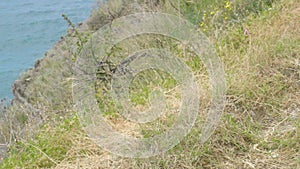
[12,79,27,104]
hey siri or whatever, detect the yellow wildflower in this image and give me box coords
[225,1,230,9]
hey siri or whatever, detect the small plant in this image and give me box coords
[62,13,91,61]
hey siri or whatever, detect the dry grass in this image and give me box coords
[54,0,299,168]
[0,0,299,168]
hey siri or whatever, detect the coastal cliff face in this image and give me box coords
[0,28,76,162]
[1,0,299,168]
[11,0,166,106]
[2,0,167,159]
[9,0,172,133]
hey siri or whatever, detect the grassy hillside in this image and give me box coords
[0,0,299,168]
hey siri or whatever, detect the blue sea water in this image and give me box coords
[0,0,95,99]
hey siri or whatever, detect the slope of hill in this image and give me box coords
[0,0,299,168]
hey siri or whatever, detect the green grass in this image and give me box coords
[1,115,80,168]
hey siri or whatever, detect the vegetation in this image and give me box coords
[0,0,299,168]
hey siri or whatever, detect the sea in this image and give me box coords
[0,0,95,99]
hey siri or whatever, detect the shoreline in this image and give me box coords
[0,0,94,100]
